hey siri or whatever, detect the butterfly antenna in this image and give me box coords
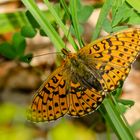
[33,52,62,57]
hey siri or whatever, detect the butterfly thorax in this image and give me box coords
[61,49,103,91]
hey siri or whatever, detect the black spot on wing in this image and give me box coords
[52,76,59,83]
[93,44,100,51]
[94,53,103,58]
[106,38,113,46]
[59,80,66,88]
[42,87,50,94]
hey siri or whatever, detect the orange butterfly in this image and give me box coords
[27,28,140,122]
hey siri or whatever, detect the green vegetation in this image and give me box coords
[1,0,140,139]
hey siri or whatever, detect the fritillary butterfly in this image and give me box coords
[27,28,140,122]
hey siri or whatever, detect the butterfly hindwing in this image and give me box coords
[27,66,69,122]
[68,81,105,117]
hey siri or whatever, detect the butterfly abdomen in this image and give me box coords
[81,72,102,91]
[69,56,102,92]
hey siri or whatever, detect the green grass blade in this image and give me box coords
[43,0,78,51]
[70,0,83,48]
[21,0,65,52]
[60,0,71,19]
[102,97,136,140]
[111,95,136,139]
[92,0,113,40]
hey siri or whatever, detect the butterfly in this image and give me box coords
[27,28,140,122]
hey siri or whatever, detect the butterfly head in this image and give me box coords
[62,48,77,58]
[61,48,80,67]
[61,48,71,55]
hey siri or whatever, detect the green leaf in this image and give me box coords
[12,32,26,56]
[112,2,133,27]
[39,28,48,36]
[77,5,94,23]
[0,11,29,34]
[19,53,33,63]
[131,119,140,132]
[113,81,123,98]
[114,99,135,115]
[70,24,84,37]
[126,0,140,13]
[117,102,128,114]
[102,18,113,33]
[112,26,128,32]
[22,0,65,52]
[112,0,125,18]
[0,32,27,61]
[127,11,140,24]
[118,99,135,107]
[0,42,16,59]
[26,4,65,30]
[21,25,37,37]
[26,10,40,28]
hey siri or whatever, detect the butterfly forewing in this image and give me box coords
[78,28,140,92]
